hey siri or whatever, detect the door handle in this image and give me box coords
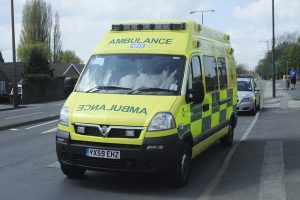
[218,97,232,105]
[203,104,209,112]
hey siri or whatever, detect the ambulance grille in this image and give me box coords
[70,140,141,149]
[73,123,143,138]
[73,154,137,170]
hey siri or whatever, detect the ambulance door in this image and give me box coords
[217,57,230,124]
[188,55,203,139]
[202,55,219,134]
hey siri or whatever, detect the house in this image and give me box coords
[50,63,84,79]
[0,62,24,95]
[0,63,84,95]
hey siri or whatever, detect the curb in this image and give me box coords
[0,105,28,112]
[0,115,59,131]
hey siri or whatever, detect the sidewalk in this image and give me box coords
[263,80,300,110]
[248,80,300,200]
[0,103,14,111]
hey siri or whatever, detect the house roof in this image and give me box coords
[0,63,85,81]
[50,63,85,77]
[0,62,24,83]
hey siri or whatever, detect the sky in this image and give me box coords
[1,0,300,70]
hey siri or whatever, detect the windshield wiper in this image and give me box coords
[85,86,132,93]
[127,87,177,94]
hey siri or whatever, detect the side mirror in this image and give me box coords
[186,80,205,104]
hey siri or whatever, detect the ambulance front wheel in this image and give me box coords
[220,124,233,147]
[169,142,191,187]
[60,163,86,178]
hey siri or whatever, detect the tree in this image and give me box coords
[24,45,53,76]
[53,11,62,63]
[255,32,300,79]
[18,0,52,65]
[237,63,249,75]
[18,42,51,64]
[18,0,53,77]
[21,43,53,76]
[58,50,83,64]
[0,51,4,63]
[19,0,52,46]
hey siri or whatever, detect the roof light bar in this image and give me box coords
[111,23,186,31]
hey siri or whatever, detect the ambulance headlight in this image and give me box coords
[59,106,70,126]
[148,112,176,131]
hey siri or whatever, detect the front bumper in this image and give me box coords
[56,130,181,174]
[237,101,254,112]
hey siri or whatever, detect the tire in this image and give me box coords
[256,100,261,111]
[60,163,86,178]
[169,142,191,187]
[220,124,234,147]
[251,102,257,115]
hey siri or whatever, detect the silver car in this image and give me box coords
[237,78,261,115]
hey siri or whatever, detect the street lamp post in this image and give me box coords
[189,10,215,25]
[10,0,18,108]
[272,0,276,97]
[259,40,270,52]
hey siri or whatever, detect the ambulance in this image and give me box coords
[56,20,238,186]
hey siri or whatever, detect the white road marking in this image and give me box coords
[258,141,286,200]
[40,127,57,134]
[5,112,43,120]
[241,112,260,141]
[46,161,60,168]
[9,128,18,131]
[25,120,57,130]
[198,112,260,200]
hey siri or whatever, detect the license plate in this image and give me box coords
[86,148,120,159]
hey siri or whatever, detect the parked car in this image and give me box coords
[237,78,261,115]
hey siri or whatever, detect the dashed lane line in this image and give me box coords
[46,161,60,168]
[25,120,57,130]
[40,127,57,134]
[258,141,286,200]
[5,112,43,120]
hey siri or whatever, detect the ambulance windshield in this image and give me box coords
[76,54,185,95]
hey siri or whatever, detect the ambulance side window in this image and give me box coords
[191,56,202,81]
[188,56,202,90]
[217,57,228,89]
[203,55,218,92]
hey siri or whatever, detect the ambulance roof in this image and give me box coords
[93,20,230,55]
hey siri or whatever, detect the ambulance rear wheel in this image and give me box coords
[220,124,233,147]
[60,163,86,178]
[169,142,191,187]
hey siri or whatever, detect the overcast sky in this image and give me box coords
[1,0,300,69]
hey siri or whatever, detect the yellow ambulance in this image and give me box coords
[56,20,238,186]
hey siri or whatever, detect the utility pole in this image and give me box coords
[272,0,276,97]
[286,61,289,76]
[11,0,18,108]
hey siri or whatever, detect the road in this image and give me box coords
[0,112,256,200]
[1,80,300,200]
[0,101,63,130]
